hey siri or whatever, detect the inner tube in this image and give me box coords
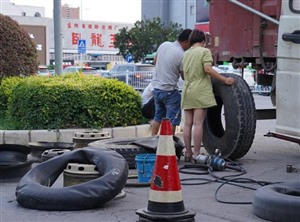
[252,182,300,222]
[16,148,128,211]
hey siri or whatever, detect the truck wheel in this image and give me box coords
[253,182,300,222]
[203,73,256,159]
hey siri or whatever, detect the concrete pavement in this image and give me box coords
[1,95,300,222]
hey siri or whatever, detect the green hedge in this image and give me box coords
[2,75,146,130]
[0,76,26,116]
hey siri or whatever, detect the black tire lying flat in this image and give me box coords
[88,136,185,169]
[16,148,128,211]
[252,182,300,222]
[203,73,256,160]
[0,144,32,180]
[0,144,31,163]
[88,137,155,169]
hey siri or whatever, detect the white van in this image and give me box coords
[275,0,300,137]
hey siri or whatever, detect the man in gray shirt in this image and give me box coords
[151,29,192,135]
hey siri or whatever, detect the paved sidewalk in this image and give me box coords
[1,95,300,222]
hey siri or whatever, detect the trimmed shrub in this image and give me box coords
[0,77,25,116]
[0,14,38,80]
[7,75,146,130]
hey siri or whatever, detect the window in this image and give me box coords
[190,5,195,15]
[290,0,300,13]
[34,12,41,17]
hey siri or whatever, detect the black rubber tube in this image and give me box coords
[16,148,128,211]
[253,182,300,222]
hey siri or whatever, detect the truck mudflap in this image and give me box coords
[203,73,256,160]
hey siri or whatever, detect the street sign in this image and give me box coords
[125,53,134,63]
[78,39,86,54]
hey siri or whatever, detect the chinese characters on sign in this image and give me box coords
[67,22,121,51]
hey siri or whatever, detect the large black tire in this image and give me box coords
[88,137,153,169]
[203,73,256,159]
[252,182,300,222]
[16,148,128,211]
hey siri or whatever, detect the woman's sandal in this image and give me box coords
[192,154,209,164]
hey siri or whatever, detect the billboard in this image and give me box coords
[62,20,132,53]
[21,25,47,65]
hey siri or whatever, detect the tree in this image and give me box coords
[114,17,182,63]
[0,14,38,81]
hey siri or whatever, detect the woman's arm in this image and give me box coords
[204,64,236,85]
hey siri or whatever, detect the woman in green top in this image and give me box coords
[181,29,236,163]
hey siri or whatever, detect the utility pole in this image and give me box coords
[80,0,83,68]
[53,0,63,75]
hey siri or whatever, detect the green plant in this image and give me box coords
[0,76,25,116]
[114,17,182,62]
[6,75,146,130]
[0,14,38,81]
[0,114,16,130]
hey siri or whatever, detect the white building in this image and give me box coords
[0,0,44,17]
[141,0,196,29]
[1,1,131,69]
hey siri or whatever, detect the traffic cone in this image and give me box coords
[136,118,195,221]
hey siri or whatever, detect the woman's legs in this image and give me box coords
[183,109,194,158]
[192,108,207,157]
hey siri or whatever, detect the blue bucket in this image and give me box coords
[135,153,156,183]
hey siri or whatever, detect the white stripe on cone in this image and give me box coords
[156,135,176,156]
[149,190,183,203]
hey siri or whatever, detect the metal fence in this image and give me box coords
[104,72,271,95]
[104,71,154,91]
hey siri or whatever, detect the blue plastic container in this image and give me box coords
[135,153,156,183]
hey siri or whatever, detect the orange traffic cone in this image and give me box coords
[136,118,195,221]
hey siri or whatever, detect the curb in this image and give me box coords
[0,124,152,145]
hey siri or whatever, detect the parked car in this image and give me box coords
[62,66,100,77]
[107,64,155,89]
[96,69,110,77]
[37,65,51,77]
[49,70,55,75]
[216,64,255,88]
